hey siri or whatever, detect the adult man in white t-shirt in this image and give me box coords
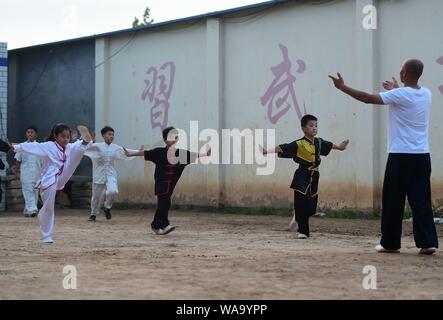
[329,59,438,255]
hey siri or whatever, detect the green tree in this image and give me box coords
[132,7,154,27]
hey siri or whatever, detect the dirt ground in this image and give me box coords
[1,208,442,300]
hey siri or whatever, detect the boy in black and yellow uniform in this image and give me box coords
[262,115,349,239]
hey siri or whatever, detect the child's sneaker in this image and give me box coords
[375,244,400,253]
[30,210,38,218]
[419,247,437,255]
[88,214,96,222]
[297,233,308,239]
[104,208,112,220]
[77,125,93,143]
[42,237,54,244]
[157,225,176,235]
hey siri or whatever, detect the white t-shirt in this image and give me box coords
[379,86,432,154]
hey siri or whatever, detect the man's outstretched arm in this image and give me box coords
[328,73,385,105]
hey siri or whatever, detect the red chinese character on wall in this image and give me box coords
[141,61,176,131]
[261,44,306,124]
[437,56,443,95]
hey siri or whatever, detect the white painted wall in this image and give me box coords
[95,0,443,212]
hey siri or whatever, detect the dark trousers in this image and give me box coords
[294,190,318,237]
[151,194,171,229]
[381,153,438,250]
[63,180,73,206]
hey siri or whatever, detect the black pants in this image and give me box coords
[151,194,171,229]
[381,153,438,250]
[294,189,318,237]
[63,180,73,206]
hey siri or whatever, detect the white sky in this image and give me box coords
[1,0,261,50]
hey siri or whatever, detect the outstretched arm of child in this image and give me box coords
[332,139,350,151]
[123,145,145,157]
[118,145,144,160]
[7,139,48,157]
[197,145,211,158]
[259,145,283,155]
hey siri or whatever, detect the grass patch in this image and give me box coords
[72,201,443,221]
[112,202,386,220]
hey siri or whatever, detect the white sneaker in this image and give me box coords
[375,244,399,253]
[42,237,54,244]
[156,225,176,235]
[297,233,308,239]
[419,247,437,255]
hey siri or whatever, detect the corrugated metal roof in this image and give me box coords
[9,0,289,53]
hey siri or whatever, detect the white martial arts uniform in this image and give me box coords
[13,140,91,242]
[85,143,135,215]
[14,142,42,214]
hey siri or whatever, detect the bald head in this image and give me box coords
[402,59,424,81]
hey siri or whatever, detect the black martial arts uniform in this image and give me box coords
[279,137,333,237]
[144,147,197,230]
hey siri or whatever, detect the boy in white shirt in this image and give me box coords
[85,126,137,221]
[14,126,42,217]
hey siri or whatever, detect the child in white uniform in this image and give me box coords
[8,124,94,244]
[85,126,138,221]
[14,126,41,217]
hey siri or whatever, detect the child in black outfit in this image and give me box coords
[125,127,211,235]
